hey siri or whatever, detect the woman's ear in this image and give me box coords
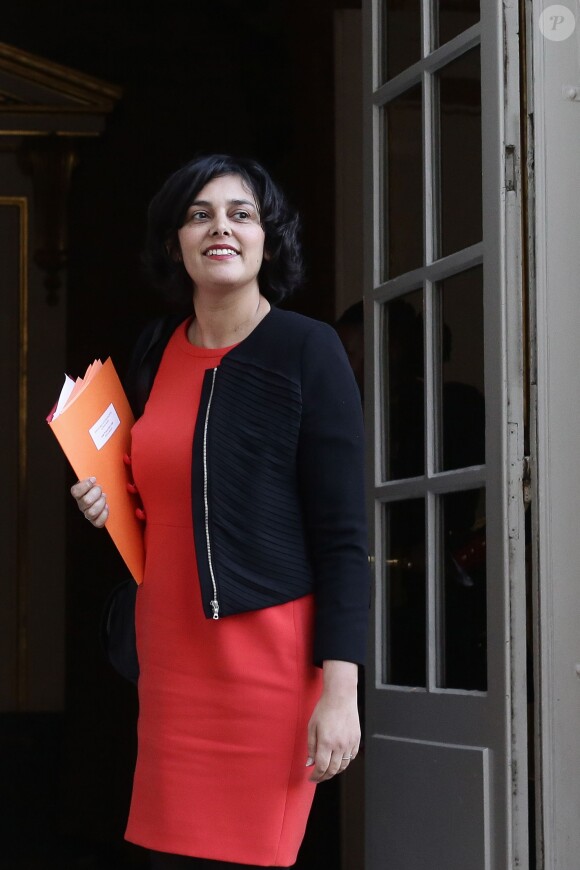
[263,248,271,262]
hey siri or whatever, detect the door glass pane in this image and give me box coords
[384,498,426,687]
[436,266,485,471]
[382,0,421,82]
[382,290,424,481]
[435,0,480,48]
[383,84,423,280]
[438,488,487,691]
[435,46,482,258]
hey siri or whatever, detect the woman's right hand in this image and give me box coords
[70,477,109,528]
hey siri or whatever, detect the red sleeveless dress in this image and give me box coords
[124,319,323,866]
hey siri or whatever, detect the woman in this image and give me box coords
[71,154,369,869]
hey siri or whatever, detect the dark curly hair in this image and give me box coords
[142,153,303,305]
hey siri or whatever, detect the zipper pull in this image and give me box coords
[210,599,220,620]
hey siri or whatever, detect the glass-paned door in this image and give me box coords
[363,0,529,866]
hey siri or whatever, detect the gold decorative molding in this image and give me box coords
[0,41,122,137]
[0,42,121,301]
[0,130,100,139]
[0,41,122,112]
[0,196,29,709]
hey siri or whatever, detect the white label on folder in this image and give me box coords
[89,403,121,450]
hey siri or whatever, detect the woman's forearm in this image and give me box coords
[321,659,359,698]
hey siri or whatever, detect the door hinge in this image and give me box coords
[505,144,516,193]
[522,455,532,505]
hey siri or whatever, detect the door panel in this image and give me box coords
[368,737,489,870]
[363,0,528,866]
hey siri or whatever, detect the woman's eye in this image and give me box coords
[189,211,208,221]
[234,210,251,220]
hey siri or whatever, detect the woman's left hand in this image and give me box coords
[306,660,360,783]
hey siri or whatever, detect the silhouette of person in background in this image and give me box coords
[336,297,486,691]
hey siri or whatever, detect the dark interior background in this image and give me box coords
[1,1,361,867]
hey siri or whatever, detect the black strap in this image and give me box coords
[124,310,189,418]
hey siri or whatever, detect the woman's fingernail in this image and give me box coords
[305,758,314,767]
[89,477,96,483]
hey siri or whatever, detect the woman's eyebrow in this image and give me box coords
[189,198,257,208]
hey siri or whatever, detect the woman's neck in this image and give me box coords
[188,289,270,349]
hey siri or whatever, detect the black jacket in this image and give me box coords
[125,306,370,666]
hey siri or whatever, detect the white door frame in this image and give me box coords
[527,1,580,866]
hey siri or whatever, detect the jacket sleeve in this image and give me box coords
[297,321,370,666]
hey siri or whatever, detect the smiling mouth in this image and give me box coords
[204,247,239,257]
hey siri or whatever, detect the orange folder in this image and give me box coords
[47,358,144,584]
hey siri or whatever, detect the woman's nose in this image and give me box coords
[210,214,231,235]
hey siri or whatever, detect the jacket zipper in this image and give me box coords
[203,367,220,619]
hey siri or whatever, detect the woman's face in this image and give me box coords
[177,173,266,297]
